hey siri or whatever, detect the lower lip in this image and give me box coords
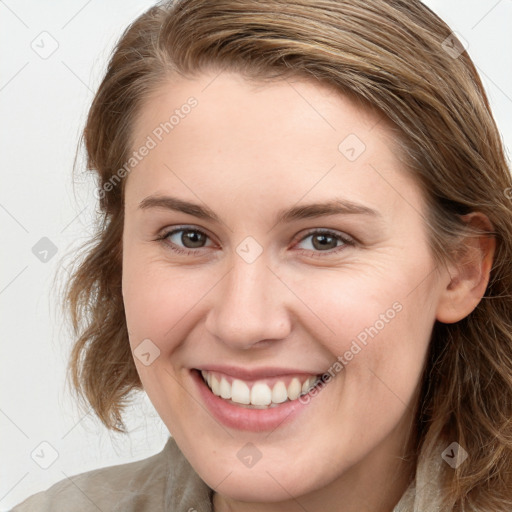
[190,369,321,432]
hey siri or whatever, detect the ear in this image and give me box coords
[436,212,496,324]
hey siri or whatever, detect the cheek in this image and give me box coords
[282,254,434,348]
[350,290,434,431]
[122,254,214,350]
[121,252,200,424]
[284,253,436,409]
[122,247,163,346]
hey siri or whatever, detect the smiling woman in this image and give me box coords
[12,0,512,511]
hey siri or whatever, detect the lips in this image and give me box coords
[193,364,322,381]
[191,368,322,431]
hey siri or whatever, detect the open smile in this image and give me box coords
[191,369,326,431]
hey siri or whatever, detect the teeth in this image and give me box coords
[211,374,219,396]
[271,381,288,404]
[231,379,251,404]
[201,370,212,388]
[201,370,320,407]
[302,378,312,394]
[219,377,231,399]
[287,378,302,400]
[251,382,272,406]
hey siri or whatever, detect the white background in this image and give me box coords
[1,0,511,509]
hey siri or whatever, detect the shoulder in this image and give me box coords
[11,438,176,512]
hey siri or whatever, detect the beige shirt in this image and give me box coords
[11,436,444,511]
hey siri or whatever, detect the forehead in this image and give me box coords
[125,71,425,221]
[132,71,385,150]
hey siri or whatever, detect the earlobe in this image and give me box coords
[435,213,496,324]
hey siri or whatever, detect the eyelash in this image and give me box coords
[155,226,356,258]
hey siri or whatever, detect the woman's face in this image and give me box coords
[122,71,447,507]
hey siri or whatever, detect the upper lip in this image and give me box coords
[194,365,322,380]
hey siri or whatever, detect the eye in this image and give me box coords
[156,226,355,257]
[294,229,355,257]
[157,226,214,255]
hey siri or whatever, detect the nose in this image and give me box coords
[204,251,292,350]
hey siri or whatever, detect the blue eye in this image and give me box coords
[156,227,354,257]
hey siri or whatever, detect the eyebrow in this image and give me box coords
[138,195,381,224]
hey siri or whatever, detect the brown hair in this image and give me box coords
[61,0,512,509]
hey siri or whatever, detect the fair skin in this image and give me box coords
[121,70,494,512]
